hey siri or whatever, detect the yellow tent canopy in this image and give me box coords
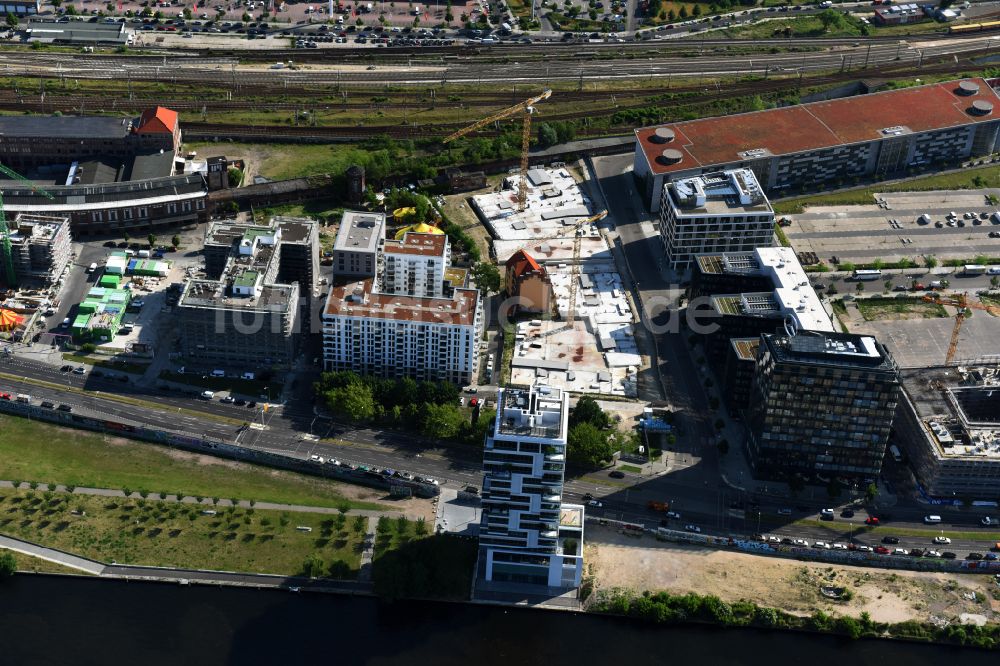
[392,207,417,222]
[394,222,444,241]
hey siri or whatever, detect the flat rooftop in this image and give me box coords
[636,78,1000,175]
[322,278,479,326]
[334,211,384,253]
[497,386,565,440]
[384,231,448,258]
[699,247,833,332]
[667,169,772,215]
[0,113,132,139]
[179,279,295,311]
[763,331,898,372]
[731,337,761,362]
[901,366,1000,459]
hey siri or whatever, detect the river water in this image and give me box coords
[0,576,996,665]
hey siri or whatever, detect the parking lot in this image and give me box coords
[785,189,1000,265]
[49,0,482,32]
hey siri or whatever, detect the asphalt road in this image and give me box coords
[5,350,1000,556]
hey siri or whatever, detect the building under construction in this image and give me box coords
[0,213,72,285]
[176,217,318,370]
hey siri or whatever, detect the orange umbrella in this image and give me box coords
[0,309,22,331]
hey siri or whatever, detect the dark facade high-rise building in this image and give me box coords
[746,331,900,482]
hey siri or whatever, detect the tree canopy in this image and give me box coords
[568,422,615,468]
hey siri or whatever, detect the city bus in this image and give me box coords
[853,269,882,281]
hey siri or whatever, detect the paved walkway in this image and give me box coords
[356,516,378,583]
[0,480,422,520]
[0,535,106,575]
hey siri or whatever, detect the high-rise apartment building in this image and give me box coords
[479,386,584,589]
[382,231,450,298]
[746,331,900,482]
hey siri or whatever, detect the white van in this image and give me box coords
[200,390,215,400]
[87,262,98,273]
[923,515,942,524]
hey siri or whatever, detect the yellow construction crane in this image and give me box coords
[921,292,1000,365]
[564,210,608,327]
[506,209,608,325]
[442,89,552,212]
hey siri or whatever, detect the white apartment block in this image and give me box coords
[321,279,483,385]
[479,386,584,589]
[382,231,450,298]
[658,168,775,275]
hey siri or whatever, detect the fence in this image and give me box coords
[648,525,1000,575]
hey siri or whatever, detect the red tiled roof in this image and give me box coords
[136,107,179,134]
[322,279,478,326]
[383,232,447,257]
[506,249,544,279]
[636,78,1000,175]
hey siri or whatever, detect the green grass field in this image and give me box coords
[773,162,1000,214]
[856,297,948,321]
[0,414,384,511]
[0,489,365,576]
[187,142,376,181]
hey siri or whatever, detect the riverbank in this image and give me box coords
[586,525,1000,625]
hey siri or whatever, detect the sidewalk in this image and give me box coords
[0,534,106,575]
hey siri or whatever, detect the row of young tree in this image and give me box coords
[315,371,494,444]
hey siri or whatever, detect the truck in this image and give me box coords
[962,264,987,276]
[647,500,672,513]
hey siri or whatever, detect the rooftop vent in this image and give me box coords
[656,149,684,166]
[958,80,981,96]
[650,127,675,144]
[970,100,994,116]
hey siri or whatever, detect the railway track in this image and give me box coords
[175,55,994,142]
[0,40,990,143]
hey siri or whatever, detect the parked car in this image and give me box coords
[684,524,701,533]
[865,516,880,526]
[840,508,855,518]
[882,536,900,544]
[820,508,835,519]
[792,538,809,547]
[966,552,984,560]
[609,470,625,479]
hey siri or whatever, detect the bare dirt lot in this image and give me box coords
[586,525,1000,625]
